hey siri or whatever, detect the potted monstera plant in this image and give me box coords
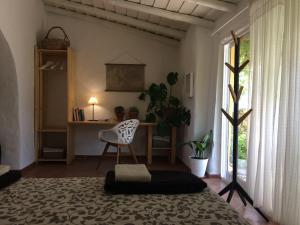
[183,130,213,177]
[139,72,191,135]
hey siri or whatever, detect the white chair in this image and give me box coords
[97,119,139,168]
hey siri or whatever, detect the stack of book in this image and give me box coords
[73,108,85,121]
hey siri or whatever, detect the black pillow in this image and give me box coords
[104,170,207,194]
[0,170,21,190]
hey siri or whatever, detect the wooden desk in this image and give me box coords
[68,120,177,165]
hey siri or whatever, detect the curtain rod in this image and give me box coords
[211,5,249,37]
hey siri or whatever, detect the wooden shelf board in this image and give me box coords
[38,49,67,53]
[152,147,172,150]
[68,120,157,126]
[39,68,67,71]
[38,129,67,133]
[38,158,67,162]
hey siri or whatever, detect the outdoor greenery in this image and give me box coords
[238,37,250,160]
[238,110,248,160]
[139,72,191,135]
[228,37,250,162]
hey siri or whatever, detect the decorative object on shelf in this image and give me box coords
[127,106,139,119]
[183,130,213,177]
[185,72,194,98]
[42,147,65,159]
[218,31,268,222]
[39,61,65,70]
[105,64,145,92]
[88,97,98,121]
[114,106,125,121]
[38,26,70,50]
[72,108,85,121]
[139,72,191,135]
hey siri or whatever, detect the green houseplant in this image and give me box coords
[139,72,191,135]
[128,106,139,119]
[183,130,213,177]
[114,106,125,121]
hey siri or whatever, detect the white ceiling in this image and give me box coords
[43,0,243,40]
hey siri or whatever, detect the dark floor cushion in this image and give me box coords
[104,170,207,194]
[0,170,21,190]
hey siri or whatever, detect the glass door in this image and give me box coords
[222,34,251,184]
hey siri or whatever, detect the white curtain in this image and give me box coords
[247,0,284,215]
[277,0,300,224]
[211,44,224,178]
[212,42,234,181]
[248,0,300,223]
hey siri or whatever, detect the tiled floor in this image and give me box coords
[22,156,278,225]
[203,178,278,225]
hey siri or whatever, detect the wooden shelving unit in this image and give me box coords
[34,48,75,164]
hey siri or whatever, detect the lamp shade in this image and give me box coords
[88,96,98,105]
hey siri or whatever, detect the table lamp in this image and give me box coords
[88,96,98,121]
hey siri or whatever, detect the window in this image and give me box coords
[222,34,251,182]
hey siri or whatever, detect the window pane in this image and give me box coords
[224,34,250,182]
[238,35,250,182]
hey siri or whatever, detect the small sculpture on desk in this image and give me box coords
[127,106,139,119]
[114,106,125,121]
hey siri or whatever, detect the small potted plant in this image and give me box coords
[128,106,139,119]
[183,130,213,177]
[114,106,125,121]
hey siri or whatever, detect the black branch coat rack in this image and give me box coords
[218,31,268,222]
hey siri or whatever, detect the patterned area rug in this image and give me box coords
[0,177,249,225]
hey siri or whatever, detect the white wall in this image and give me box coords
[0,31,19,169]
[0,0,45,169]
[178,26,213,167]
[46,13,180,156]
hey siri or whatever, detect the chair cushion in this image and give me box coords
[115,164,151,182]
[0,170,21,190]
[104,170,207,194]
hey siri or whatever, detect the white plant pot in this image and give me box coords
[189,157,208,178]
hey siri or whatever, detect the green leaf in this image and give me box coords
[167,72,178,86]
[183,130,213,159]
[169,96,180,107]
[182,109,191,125]
[159,83,168,100]
[138,92,146,101]
[157,121,170,136]
[146,113,156,122]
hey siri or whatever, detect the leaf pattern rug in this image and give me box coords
[0,177,249,225]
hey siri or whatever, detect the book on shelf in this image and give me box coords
[72,107,85,121]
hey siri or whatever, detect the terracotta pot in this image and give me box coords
[128,111,139,119]
[116,112,125,121]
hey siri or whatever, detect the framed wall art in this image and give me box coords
[105,63,145,92]
[185,72,194,98]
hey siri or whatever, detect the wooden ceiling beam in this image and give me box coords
[184,0,236,12]
[104,0,214,27]
[44,0,185,40]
